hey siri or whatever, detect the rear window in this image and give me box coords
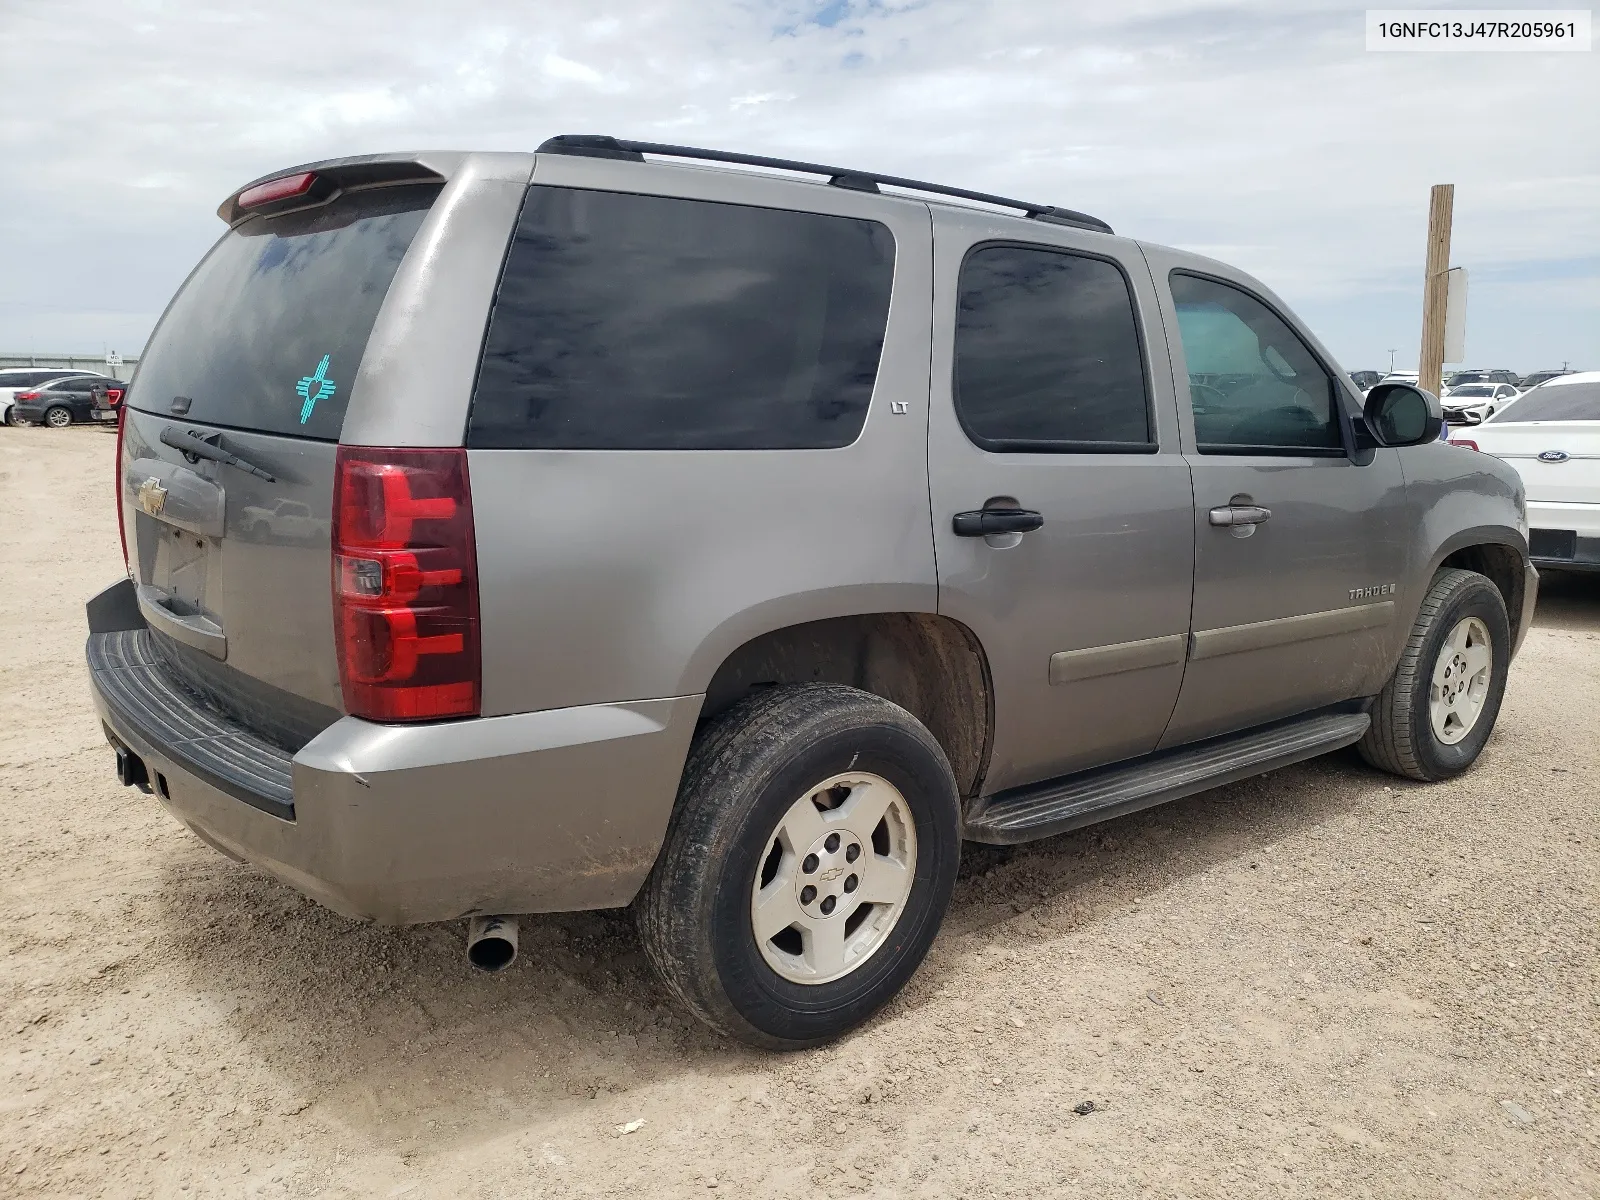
[130,184,440,439]
[1488,382,1600,423]
[467,186,896,450]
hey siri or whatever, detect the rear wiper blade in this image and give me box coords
[160,427,277,483]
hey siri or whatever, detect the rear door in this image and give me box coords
[927,209,1195,793]
[1143,251,1409,747]
[119,174,464,744]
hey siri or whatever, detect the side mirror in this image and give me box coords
[1363,383,1443,447]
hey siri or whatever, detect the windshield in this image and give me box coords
[130,183,440,439]
[1449,385,1495,398]
[1486,382,1600,423]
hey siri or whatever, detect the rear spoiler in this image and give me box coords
[217,156,447,227]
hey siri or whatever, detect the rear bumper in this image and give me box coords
[1528,501,1600,540]
[86,584,702,924]
[1527,503,1600,573]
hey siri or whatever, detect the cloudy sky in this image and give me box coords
[2,0,1595,372]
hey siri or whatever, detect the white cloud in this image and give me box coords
[0,0,1594,368]
[541,53,611,88]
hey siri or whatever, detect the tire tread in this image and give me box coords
[636,684,956,1048]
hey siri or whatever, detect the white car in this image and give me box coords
[1457,371,1600,574]
[1441,381,1520,425]
[0,367,109,426]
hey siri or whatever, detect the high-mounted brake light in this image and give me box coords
[332,447,480,722]
[237,172,318,210]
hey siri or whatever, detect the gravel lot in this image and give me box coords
[2,428,1597,1198]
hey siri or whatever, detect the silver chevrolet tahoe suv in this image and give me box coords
[86,137,1537,1049]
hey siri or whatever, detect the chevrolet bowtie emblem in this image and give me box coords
[137,477,168,517]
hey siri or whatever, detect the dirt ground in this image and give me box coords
[2,427,1596,1199]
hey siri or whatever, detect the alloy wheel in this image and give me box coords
[1429,616,1492,745]
[749,771,918,985]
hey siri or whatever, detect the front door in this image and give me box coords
[1145,255,1410,747]
[928,210,1196,795]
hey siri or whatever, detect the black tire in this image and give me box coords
[43,406,73,428]
[1359,568,1511,781]
[637,684,961,1049]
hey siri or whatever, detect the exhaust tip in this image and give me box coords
[466,915,519,972]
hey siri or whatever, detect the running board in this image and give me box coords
[965,710,1371,846]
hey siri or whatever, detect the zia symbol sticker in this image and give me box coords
[295,354,337,424]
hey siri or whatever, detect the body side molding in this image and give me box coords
[1189,601,1394,662]
[1049,633,1187,685]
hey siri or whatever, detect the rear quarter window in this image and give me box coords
[129,184,440,440]
[467,186,896,450]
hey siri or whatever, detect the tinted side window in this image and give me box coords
[467,187,896,450]
[953,245,1151,450]
[1169,273,1343,454]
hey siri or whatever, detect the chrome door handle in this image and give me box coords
[1208,505,1271,527]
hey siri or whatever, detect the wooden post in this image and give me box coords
[1418,183,1454,397]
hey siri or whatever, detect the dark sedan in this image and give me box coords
[11,375,126,427]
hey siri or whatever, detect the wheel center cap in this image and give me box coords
[795,829,865,920]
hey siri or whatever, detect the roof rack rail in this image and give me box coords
[535,135,1114,236]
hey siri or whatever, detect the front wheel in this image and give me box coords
[637,684,961,1049]
[43,406,73,428]
[1359,568,1511,781]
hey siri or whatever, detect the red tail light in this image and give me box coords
[107,387,124,406]
[1451,438,1479,451]
[332,447,480,721]
[15,391,38,401]
[115,407,129,569]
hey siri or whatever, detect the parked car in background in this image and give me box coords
[10,374,122,427]
[89,379,126,427]
[1442,382,1520,425]
[1445,369,1520,389]
[1518,368,1577,390]
[1381,370,1420,385]
[1457,371,1600,573]
[1,367,108,426]
[1349,370,1384,392]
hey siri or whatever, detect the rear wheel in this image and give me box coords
[637,684,961,1049]
[44,406,73,428]
[1359,568,1510,781]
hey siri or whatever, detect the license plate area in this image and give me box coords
[1529,528,1577,560]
